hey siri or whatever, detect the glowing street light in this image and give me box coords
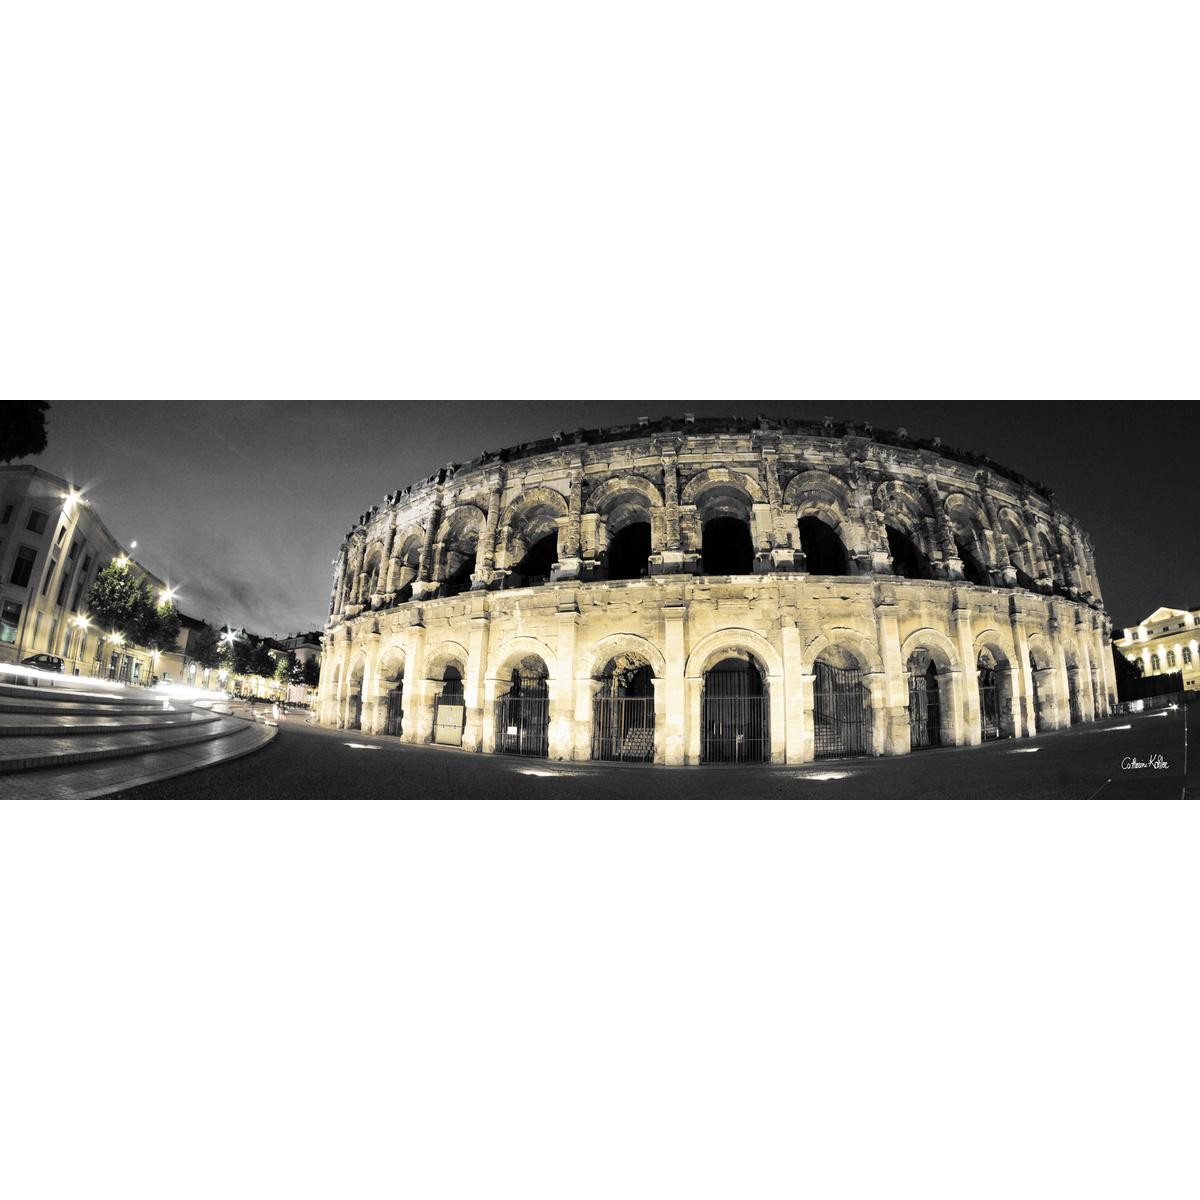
[159,586,178,605]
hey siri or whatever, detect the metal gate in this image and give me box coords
[1030,657,1047,732]
[908,661,942,750]
[813,662,872,759]
[494,674,549,757]
[592,695,655,762]
[384,685,403,737]
[978,666,1001,739]
[701,664,769,763]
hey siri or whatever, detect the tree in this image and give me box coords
[300,657,320,688]
[85,561,145,638]
[0,401,50,463]
[274,651,295,684]
[189,623,224,671]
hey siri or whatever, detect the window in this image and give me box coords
[82,553,92,573]
[41,557,57,596]
[1150,654,1161,672]
[0,600,21,643]
[68,538,80,562]
[26,510,48,535]
[1,504,11,524]
[55,524,66,546]
[32,611,42,643]
[56,575,69,607]
[1166,650,1177,668]
[10,545,37,587]
[1131,631,1139,641]
[71,581,84,612]
[1183,647,1193,666]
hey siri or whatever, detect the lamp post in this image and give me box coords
[70,614,90,677]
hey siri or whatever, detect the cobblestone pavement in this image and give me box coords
[108,706,1192,799]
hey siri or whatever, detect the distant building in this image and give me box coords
[0,465,170,683]
[1113,606,1200,692]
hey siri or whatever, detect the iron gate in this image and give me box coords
[592,695,655,762]
[978,667,1000,739]
[813,662,872,759]
[701,665,769,763]
[494,675,549,757]
[908,662,942,750]
[1030,660,1047,732]
[384,685,403,737]
[433,694,466,746]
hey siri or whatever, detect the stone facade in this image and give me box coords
[317,416,1116,764]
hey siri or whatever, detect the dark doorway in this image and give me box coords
[813,660,872,758]
[433,666,466,746]
[799,517,849,576]
[701,657,769,763]
[606,522,651,581]
[384,684,403,736]
[441,555,475,597]
[701,517,754,575]
[510,532,557,587]
[495,666,550,757]
[957,539,990,586]
[592,663,655,761]
[978,656,1001,739]
[887,526,932,580]
[908,659,942,749]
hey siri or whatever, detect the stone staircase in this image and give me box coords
[0,680,276,799]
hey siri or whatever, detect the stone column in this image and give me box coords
[977,483,1013,584]
[473,472,505,590]
[662,603,687,765]
[551,465,584,581]
[874,590,909,754]
[1007,597,1035,738]
[1047,609,1070,729]
[751,503,775,573]
[379,521,398,601]
[1098,620,1118,712]
[781,620,806,763]
[400,619,426,743]
[1076,615,1096,722]
[550,602,580,759]
[926,481,964,581]
[462,602,491,752]
[414,501,442,599]
[649,449,693,575]
[952,597,981,744]
[360,630,382,732]
[762,447,799,571]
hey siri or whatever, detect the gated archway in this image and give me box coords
[592,657,655,762]
[494,656,550,757]
[384,681,404,737]
[701,655,769,763]
[346,658,366,731]
[433,664,466,746]
[812,648,873,759]
[907,652,942,750]
[974,652,1003,734]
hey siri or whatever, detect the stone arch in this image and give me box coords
[801,628,886,677]
[685,627,784,680]
[374,645,406,689]
[782,468,853,512]
[487,635,559,684]
[901,628,965,748]
[680,468,767,507]
[585,632,667,682]
[389,527,424,598]
[945,493,992,585]
[996,506,1037,586]
[900,627,962,672]
[586,474,663,515]
[423,639,470,681]
[344,650,368,731]
[435,504,487,596]
[587,475,662,581]
[499,487,568,586]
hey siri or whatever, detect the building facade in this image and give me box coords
[317,416,1116,764]
[0,465,171,683]
[1114,607,1200,693]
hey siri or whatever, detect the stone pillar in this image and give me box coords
[576,677,602,762]
[925,481,963,581]
[462,603,491,752]
[550,603,580,759]
[360,631,382,732]
[1098,621,1118,712]
[977,484,1012,584]
[1076,618,1096,722]
[1047,609,1070,729]
[1008,598,1035,738]
[781,620,806,763]
[762,447,799,571]
[400,619,426,743]
[952,598,981,744]
[379,522,398,601]
[662,604,687,765]
[473,472,505,590]
[874,591,909,754]
[414,501,442,598]
[551,464,584,581]
[649,451,694,575]
[751,503,775,573]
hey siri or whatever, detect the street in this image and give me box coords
[110,704,1193,799]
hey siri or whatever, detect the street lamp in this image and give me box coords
[159,586,178,605]
[71,614,90,677]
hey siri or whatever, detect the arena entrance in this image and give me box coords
[701,656,769,764]
[384,685,403,737]
[977,650,1002,740]
[907,654,942,750]
[494,658,550,758]
[433,665,466,746]
[592,660,655,762]
[813,651,872,759]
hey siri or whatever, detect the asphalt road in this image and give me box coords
[109,704,1193,799]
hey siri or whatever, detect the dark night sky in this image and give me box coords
[26,400,1199,637]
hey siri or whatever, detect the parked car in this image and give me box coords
[21,653,64,673]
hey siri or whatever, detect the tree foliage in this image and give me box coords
[301,657,320,687]
[274,650,295,683]
[85,561,145,637]
[0,401,50,463]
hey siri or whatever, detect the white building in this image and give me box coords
[1113,606,1200,692]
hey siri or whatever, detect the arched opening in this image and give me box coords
[1029,649,1052,731]
[799,517,850,576]
[907,651,942,750]
[438,510,484,598]
[701,517,754,575]
[377,652,405,737]
[347,661,366,731]
[592,656,655,762]
[494,656,550,757]
[887,525,933,581]
[433,663,466,746]
[508,532,558,588]
[701,654,769,763]
[441,554,476,597]
[957,538,989,587]
[606,522,651,581]
[813,647,872,758]
[977,648,1010,739]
